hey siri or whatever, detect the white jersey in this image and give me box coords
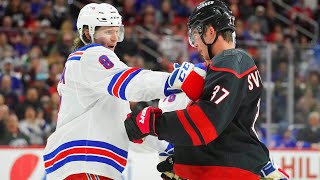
[156,92,190,158]
[158,93,190,113]
[43,44,173,180]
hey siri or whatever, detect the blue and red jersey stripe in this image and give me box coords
[108,68,142,100]
[67,44,102,61]
[43,140,128,174]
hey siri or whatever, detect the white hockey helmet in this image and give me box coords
[76,3,124,44]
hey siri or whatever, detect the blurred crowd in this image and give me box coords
[0,0,319,149]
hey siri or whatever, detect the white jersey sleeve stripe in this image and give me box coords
[118,68,142,100]
[107,68,142,100]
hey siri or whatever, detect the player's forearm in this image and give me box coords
[156,112,202,146]
[124,71,170,102]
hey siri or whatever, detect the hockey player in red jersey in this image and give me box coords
[124,1,289,180]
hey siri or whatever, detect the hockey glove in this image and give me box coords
[124,107,162,143]
[157,155,186,180]
[167,62,206,101]
[260,161,289,180]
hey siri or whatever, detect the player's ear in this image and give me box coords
[206,26,216,42]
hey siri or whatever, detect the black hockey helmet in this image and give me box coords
[188,0,235,49]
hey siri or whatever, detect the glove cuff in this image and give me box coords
[181,70,204,101]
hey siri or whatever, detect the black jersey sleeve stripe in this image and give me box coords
[183,109,205,145]
[186,104,217,145]
[209,65,257,79]
[176,110,202,146]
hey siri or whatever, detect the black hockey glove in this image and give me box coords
[157,155,186,180]
[124,106,162,143]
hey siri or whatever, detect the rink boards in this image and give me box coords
[0,147,319,180]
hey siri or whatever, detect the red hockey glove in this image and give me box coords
[124,107,162,143]
[167,62,206,101]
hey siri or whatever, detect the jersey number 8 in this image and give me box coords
[99,55,114,69]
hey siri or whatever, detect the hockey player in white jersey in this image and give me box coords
[43,3,206,180]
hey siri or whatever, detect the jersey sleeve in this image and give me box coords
[158,93,191,113]
[156,65,253,146]
[79,46,170,102]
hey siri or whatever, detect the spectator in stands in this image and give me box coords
[297,111,320,149]
[55,30,74,58]
[238,0,255,21]
[14,31,33,57]
[270,127,297,148]
[45,63,60,93]
[37,4,55,29]
[0,32,14,59]
[52,0,69,29]
[296,89,318,123]
[265,1,279,34]
[0,0,6,17]
[172,0,191,17]
[120,0,138,24]
[49,109,58,132]
[289,0,314,21]
[49,92,60,111]
[4,0,23,27]
[156,0,174,27]
[0,15,18,41]
[307,71,320,101]
[139,4,160,69]
[234,19,251,45]
[0,104,9,120]
[248,5,269,35]
[229,0,240,19]
[1,57,23,95]
[0,105,10,141]
[20,1,37,30]
[247,20,264,43]
[0,113,30,146]
[0,94,4,106]
[15,87,42,119]
[19,105,51,145]
[0,74,19,110]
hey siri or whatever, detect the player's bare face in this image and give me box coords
[193,32,210,61]
[94,26,120,51]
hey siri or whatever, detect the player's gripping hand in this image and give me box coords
[260,161,289,180]
[124,107,162,143]
[157,155,186,180]
[167,62,206,101]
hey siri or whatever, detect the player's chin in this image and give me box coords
[107,46,116,51]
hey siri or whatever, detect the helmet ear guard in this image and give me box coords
[76,3,124,44]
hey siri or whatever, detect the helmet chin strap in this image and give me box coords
[200,31,220,60]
